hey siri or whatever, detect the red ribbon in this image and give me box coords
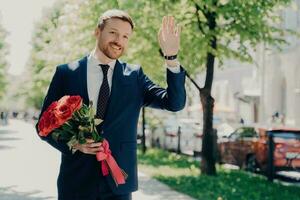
[96,139,126,186]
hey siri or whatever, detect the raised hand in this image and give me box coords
[158,16,181,56]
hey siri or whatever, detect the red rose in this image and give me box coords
[39,111,56,136]
[38,95,82,137]
[56,104,73,123]
[57,95,69,106]
[66,95,82,111]
[38,117,47,136]
[46,101,58,112]
[49,111,60,129]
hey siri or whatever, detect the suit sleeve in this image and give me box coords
[35,66,73,155]
[139,66,186,111]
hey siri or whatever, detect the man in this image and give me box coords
[37,9,186,200]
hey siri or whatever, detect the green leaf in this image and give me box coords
[78,131,86,144]
[51,131,60,142]
[94,118,103,126]
[67,136,78,150]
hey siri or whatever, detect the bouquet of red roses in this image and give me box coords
[38,95,102,146]
[38,95,127,186]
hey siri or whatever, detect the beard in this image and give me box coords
[98,41,124,59]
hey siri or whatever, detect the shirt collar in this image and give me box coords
[88,51,116,70]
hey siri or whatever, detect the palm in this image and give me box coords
[158,16,181,56]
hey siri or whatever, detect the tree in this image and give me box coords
[118,0,296,175]
[20,0,116,108]
[23,0,296,176]
[0,17,9,100]
[184,0,295,175]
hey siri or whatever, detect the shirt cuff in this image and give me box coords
[166,63,181,73]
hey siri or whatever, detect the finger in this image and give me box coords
[166,16,171,34]
[168,16,171,34]
[99,146,104,152]
[162,16,167,35]
[170,16,175,34]
[175,25,181,37]
[86,139,95,144]
[87,142,102,148]
[162,16,166,29]
[84,147,100,154]
[158,29,165,54]
[158,28,164,43]
[84,150,97,155]
[174,25,178,36]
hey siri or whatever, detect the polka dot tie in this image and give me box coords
[96,64,110,120]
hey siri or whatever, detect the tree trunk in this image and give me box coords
[187,0,218,175]
[200,87,216,175]
[185,49,217,175]
[200,5,217,175]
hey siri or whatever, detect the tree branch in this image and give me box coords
[204,1,217,91]
[185,70,202,91]
[192,0,207,35]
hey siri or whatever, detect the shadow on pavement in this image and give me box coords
[0,186,55,200]
[0,145,14,150]
[0,137,21,141]
[0,130,18,135]
[0,136,20,150]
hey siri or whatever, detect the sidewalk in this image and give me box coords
[0,119,196,200]
[134,172,196,200]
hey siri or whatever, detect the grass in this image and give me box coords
[137,148,300,200]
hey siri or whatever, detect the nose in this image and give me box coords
[113,35,124,46]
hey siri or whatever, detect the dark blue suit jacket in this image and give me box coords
[36,56,186,199]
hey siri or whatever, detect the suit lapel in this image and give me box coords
[78,56,89,105]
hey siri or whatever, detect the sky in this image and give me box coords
[0,0,56,76]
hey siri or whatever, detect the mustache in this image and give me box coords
[109,42,122,48]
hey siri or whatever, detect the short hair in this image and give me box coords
[97,9,134,30]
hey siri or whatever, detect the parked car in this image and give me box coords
[218,126,300,174]
[150,126,165,148]
[164,124,179,151]
[163,122,196,153]
[254,128,300,173]
[151,118,203,156]
[215,122,235,139]
[179,123,200,155]
[192,126,203,156]
[137,123,151,147]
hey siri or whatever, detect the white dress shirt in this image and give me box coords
[87,51,181,111]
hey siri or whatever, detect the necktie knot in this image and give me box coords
[99,64,109,76]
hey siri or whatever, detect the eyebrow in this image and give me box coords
[110,28,130,36]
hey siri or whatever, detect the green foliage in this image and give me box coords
[138,148,300,200]
[157,170,300,200]
[138,148,198,168]
[22,0,295,108]
[0,19,9,100]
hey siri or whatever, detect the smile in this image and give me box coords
[111,44,121,50]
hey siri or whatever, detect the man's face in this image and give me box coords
[95,18,132,59]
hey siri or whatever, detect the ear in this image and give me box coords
[94,27,100,37]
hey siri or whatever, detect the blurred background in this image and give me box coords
[0,0,300,199]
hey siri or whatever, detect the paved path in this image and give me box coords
[0,119,196,200]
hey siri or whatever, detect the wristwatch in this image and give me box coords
[164,54,177,60]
